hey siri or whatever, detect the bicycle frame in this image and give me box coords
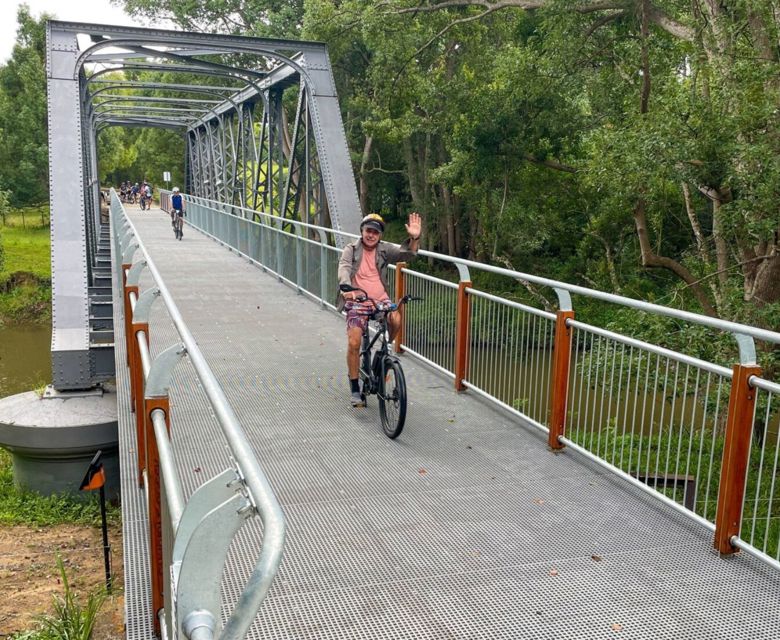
[358,310,394,396]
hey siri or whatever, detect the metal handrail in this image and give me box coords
[161,191,780,350]
[113,192,286,639]
[166,191,780,573]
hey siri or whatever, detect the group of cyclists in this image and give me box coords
[118,180,154,210]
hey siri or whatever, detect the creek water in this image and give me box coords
[0,323,51,397]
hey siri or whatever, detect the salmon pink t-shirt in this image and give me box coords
[353,246,389,304]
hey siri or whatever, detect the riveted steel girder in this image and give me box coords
[47,20,361,389]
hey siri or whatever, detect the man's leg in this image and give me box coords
[347,326,364,406]
[387,310,402,342]
[347,327,362,379]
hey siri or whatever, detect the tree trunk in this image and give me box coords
[358,135,373,215]
[436,139,456,255]
[750,253,780,309]
[633,199,718,316]
[682,182,721,310]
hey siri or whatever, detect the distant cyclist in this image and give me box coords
[171,187,185,239]
[337,212,421,406]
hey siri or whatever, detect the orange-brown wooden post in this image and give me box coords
[714,363,761,554]
[454,281,472,392]
[143,395,171,637]
[394,262,407,354]
[548,310,575,450]
[131,320,150,485]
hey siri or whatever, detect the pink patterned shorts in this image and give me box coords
[345,300,373,333]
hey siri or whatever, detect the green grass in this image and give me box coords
[0,448,120,527]
[0,207,51,323]
[9,556,107,640]
[1,207,51,277]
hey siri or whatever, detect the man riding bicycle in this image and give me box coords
[337,212,421,406]
[171,187,185,238]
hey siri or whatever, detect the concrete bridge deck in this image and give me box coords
[116,206,780,640]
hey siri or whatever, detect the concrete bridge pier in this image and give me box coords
[0,385,119,500]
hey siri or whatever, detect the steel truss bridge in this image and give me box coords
[45,21,780,640]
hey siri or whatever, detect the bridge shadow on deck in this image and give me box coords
[117,206,780,640]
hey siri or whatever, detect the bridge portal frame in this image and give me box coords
[46,21,362,389]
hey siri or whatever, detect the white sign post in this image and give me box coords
[163,171,171,190]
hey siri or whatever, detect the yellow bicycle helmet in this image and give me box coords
[360,213,385,233]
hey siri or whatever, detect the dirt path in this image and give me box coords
[0,524,124,638]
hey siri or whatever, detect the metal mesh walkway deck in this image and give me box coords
[118,208,780,640]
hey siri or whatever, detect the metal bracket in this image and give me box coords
[121,240,139,265]
[145,343,186,398]
[182,610,216,640]
[175,493,248,640]
[172,468,241,564]
[455,263,470,282]
[553,287,573,312]
[126,260,147,288]
[133,287,160,324]
[119,227,134,253]
[733,333,757,365]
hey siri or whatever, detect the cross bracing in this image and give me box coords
[46,20,361,390]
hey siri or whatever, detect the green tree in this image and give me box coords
[119,0,305,38]
[0,6,50,206]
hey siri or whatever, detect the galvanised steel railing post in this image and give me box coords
[394,262,407,354]
[454,279,472,391]
[123,275,139,381]
[131,319,149,485]
[130,286,159,485]
[318,229,327,308]
[259,216,267,270]
[714,362,762,554]
[144,343,186,637]
[276,221,284,282]
[120,239,138,366]
[548,309,575,450]
[296,226,303,293]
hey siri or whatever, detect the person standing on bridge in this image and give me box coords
[337,212,422,407]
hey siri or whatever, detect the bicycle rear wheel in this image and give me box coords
[379,358,406,438]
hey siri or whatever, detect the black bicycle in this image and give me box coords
[340,284,422,438]
[172,209,184,240]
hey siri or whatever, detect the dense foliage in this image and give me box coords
[0,7,49,207]
[118,0,780,332]
[1,1,779,337]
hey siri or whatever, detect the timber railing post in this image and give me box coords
[454,280,472,392]
[394,262,407,354]
[144,395,171,638]
[714,362,761,554]
[548,310,575,450]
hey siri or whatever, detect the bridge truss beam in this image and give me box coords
[46,20,361,389]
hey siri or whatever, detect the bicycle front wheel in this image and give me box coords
[379,358,407,439]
